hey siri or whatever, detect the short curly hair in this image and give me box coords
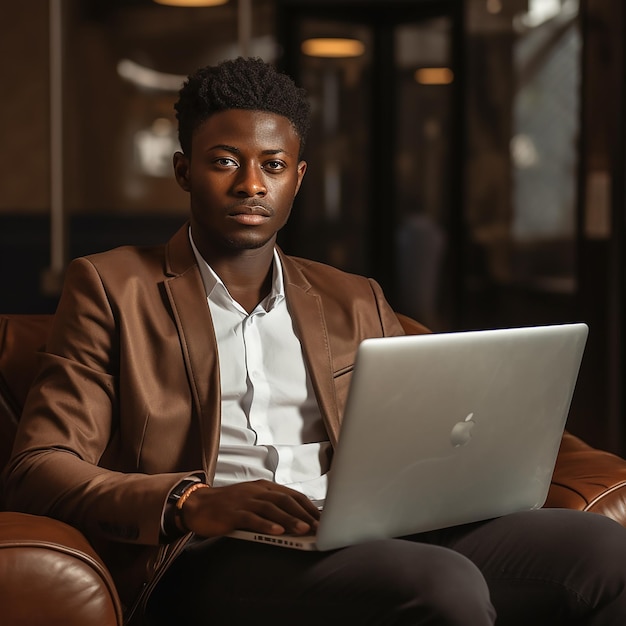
[174,57,311,158]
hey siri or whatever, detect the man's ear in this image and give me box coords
[173,151,191,192]
[294,160,307,196]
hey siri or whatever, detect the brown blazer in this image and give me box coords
[3,223,426,620]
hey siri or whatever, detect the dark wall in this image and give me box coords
[0,214,186,314]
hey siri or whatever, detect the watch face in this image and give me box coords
[164,480,201,537]
[170,480,200,501]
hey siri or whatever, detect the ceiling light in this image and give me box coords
[414,67,454,85]
[486,0,503,14]
[153,0,229,7]
[301,38,365,58]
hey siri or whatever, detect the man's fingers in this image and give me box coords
[255,481,321,521]
[182,480,321,537]
[243,497,316,535]
[234,509,286,534]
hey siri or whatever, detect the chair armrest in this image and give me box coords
[546,431,626,526]
[0,512,123,626]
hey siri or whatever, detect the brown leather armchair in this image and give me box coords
[2,313,626,626]
[0,315,123,626]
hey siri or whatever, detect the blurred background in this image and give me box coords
[1,0,624,454]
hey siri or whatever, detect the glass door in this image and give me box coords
[276,1,459,331]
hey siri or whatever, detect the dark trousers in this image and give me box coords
[146,509,626,625]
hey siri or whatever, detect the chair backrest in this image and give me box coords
[0,315,52,471]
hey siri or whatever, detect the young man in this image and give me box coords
[5,57,626,626]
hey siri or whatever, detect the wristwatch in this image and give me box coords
[163,478,201,539]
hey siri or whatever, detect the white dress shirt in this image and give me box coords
[190,232,331,501]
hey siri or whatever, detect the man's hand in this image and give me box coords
[179,480,321,538]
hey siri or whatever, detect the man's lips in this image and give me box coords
[228,204,272,225]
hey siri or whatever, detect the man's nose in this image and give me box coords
[234,164,267,196]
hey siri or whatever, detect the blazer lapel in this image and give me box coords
[160,231,342,470]
[280,251,341,448]
[163,225,221,478]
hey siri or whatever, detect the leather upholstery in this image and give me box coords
[0,512,123,626]
[1,312,626,626]
[549,431,626,521]
[0,314,123,626]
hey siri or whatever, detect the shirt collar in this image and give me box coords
[189,227,285,312]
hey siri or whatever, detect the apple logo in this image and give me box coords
[450,413,475,447]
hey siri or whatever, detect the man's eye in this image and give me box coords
[265,160,285,171]
[216,157,238,167]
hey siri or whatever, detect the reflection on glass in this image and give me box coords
[511,3,580,246]
[394,18,452,330]
[134,118,180,178]
[290,19,372,273]
[464,0,581,326]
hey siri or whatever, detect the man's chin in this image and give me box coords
[224,235,274,251]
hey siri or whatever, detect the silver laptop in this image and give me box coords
[228,322,588,551]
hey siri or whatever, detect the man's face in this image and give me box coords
[174,108,307,255]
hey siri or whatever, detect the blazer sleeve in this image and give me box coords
[3,257,199,546]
